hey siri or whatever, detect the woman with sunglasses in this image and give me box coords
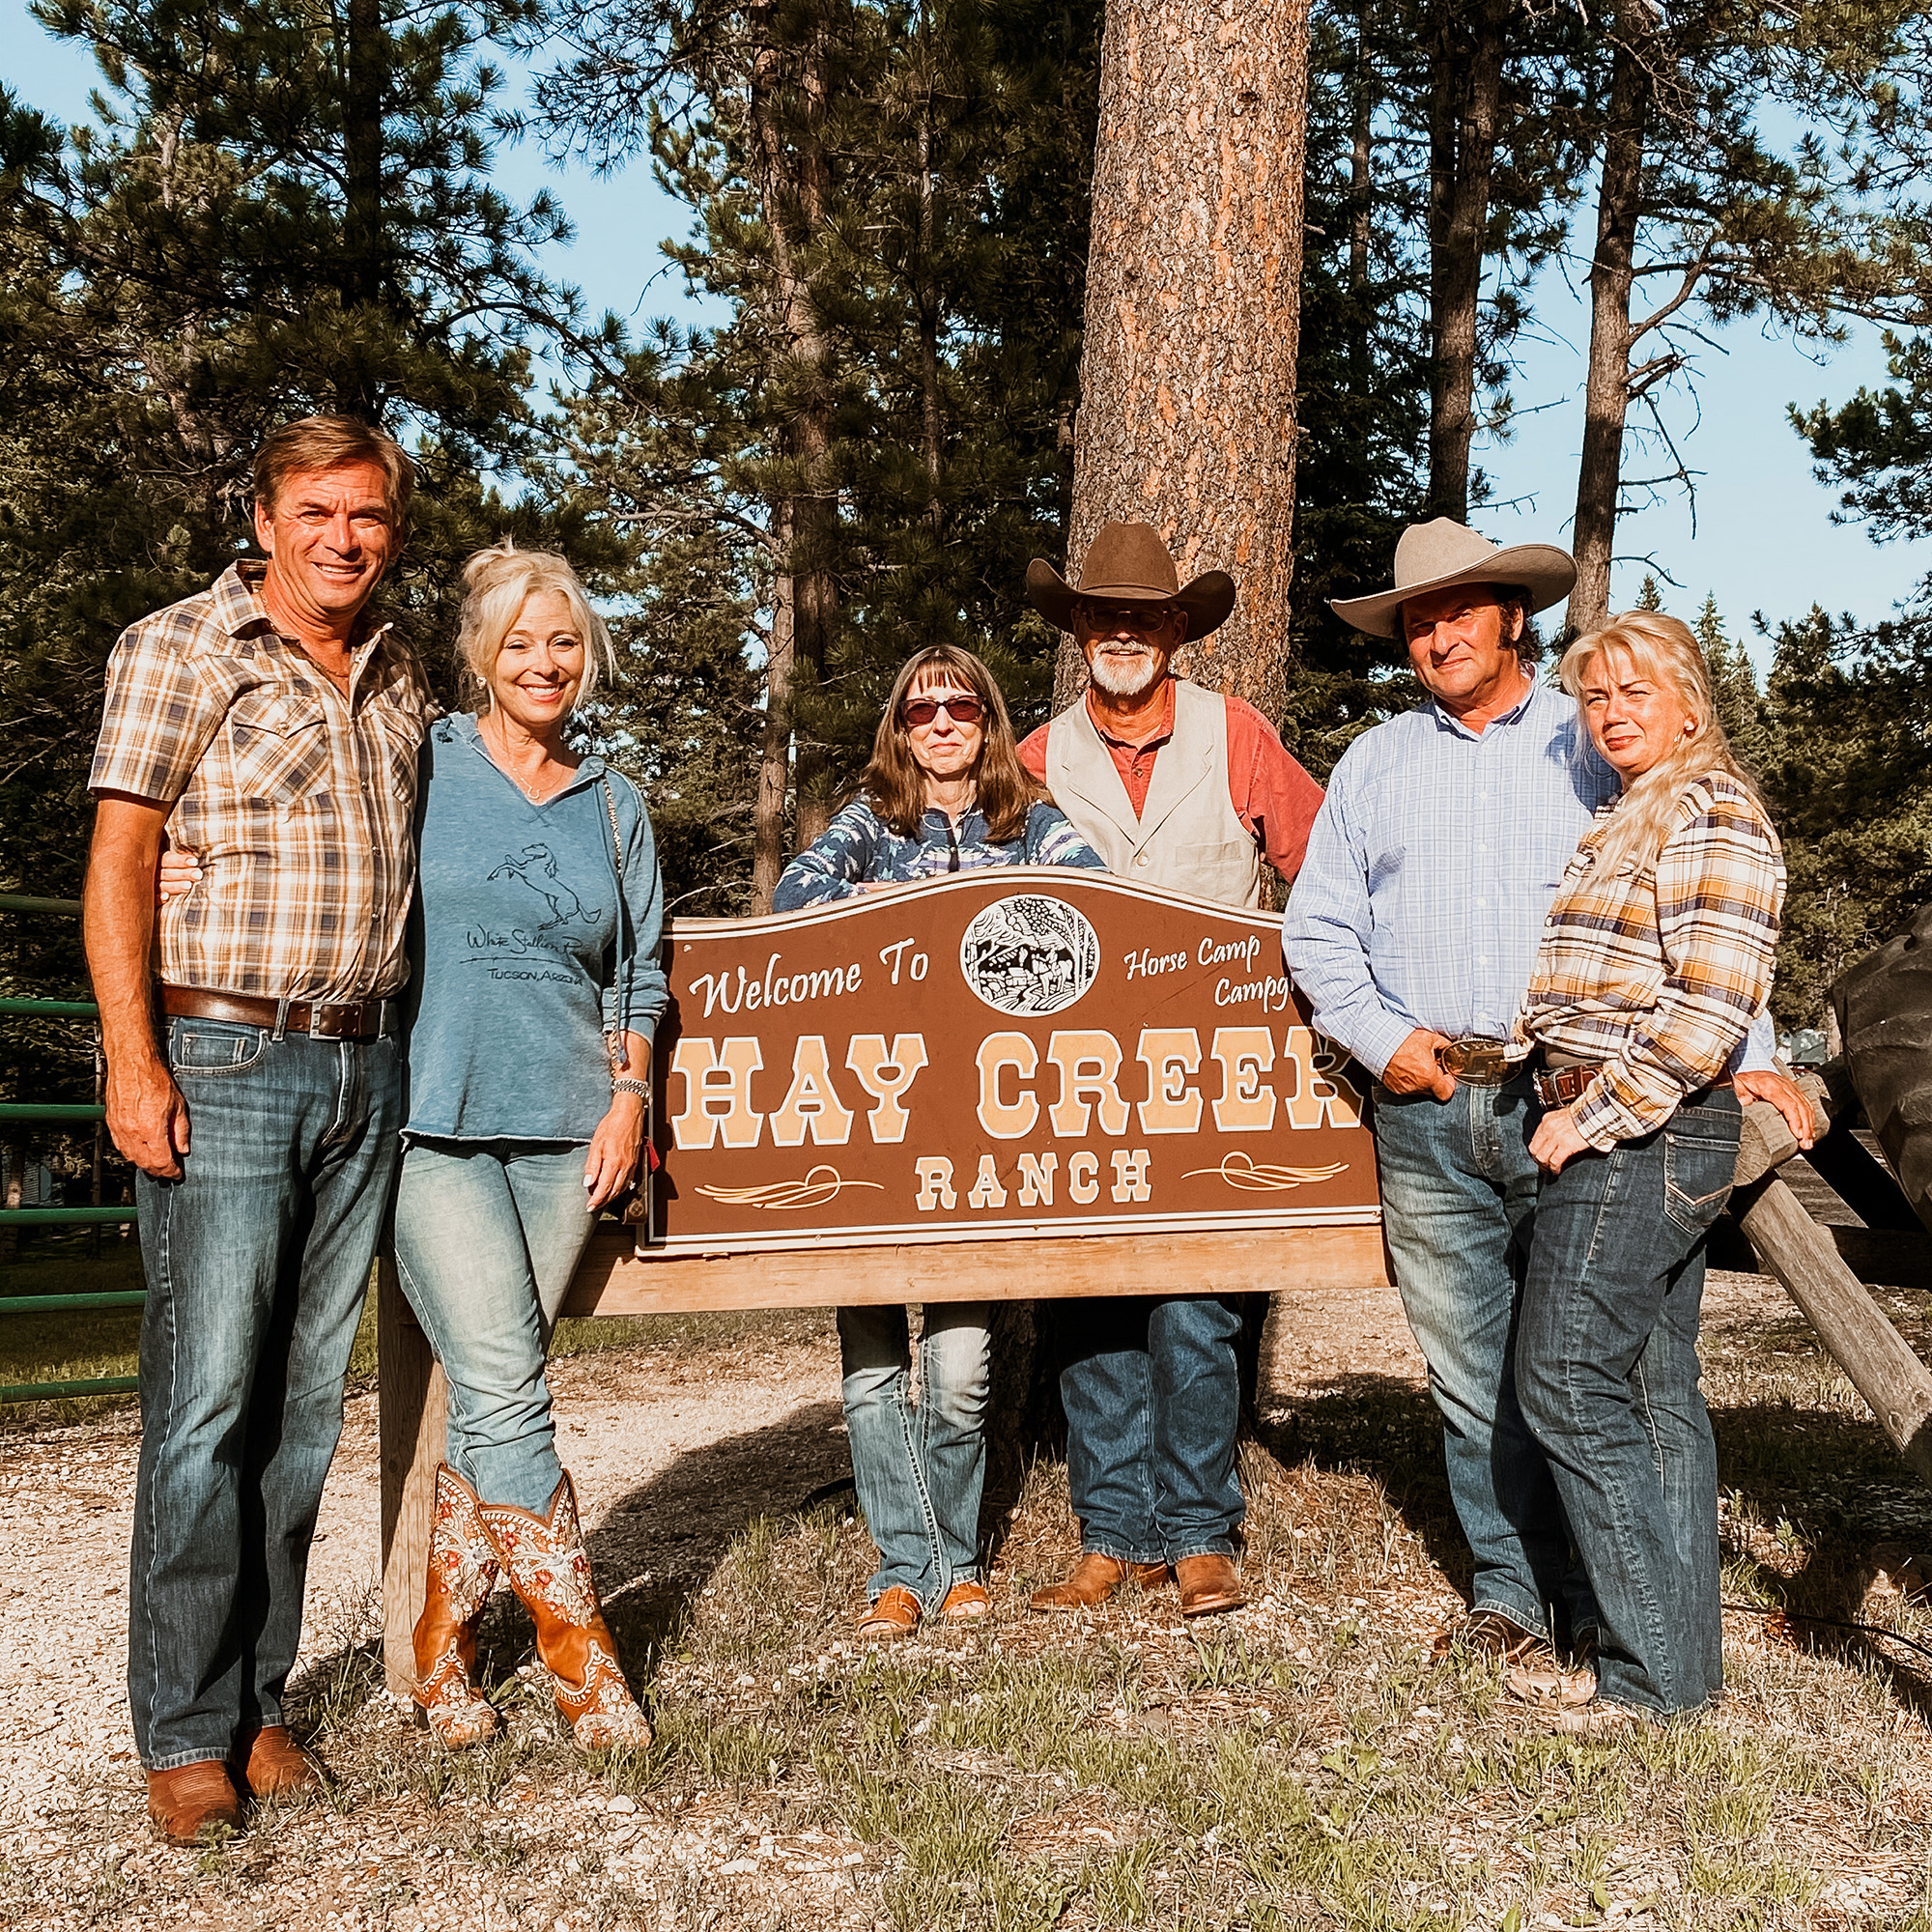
[775,646,1104,1638]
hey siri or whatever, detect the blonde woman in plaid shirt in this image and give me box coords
[1508,611,1790,1729]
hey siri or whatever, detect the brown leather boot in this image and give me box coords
[1175,1552,1246,1617]
[231,1724,324,1801]
[1028,1551,1170,1611]
[147,1761,243,1843]
[412,1463,503,1748]
[481,1471,652,1750]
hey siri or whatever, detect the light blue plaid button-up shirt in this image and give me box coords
[1283,674,1773,1081]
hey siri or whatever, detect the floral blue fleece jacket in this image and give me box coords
[772,795,1106,909]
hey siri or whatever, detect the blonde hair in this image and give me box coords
[455,542,615,711]
[861,645,1046,843]
[1559,610,1765,877]
[253,415,413,528]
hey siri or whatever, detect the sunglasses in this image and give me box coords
[900,695,984,727]
[1076,602,1178,634]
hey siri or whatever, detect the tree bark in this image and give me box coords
[1425,0,1503,523]
[746,1,840,905]
[1052,0,1311,721]
[1568,11,1648,637]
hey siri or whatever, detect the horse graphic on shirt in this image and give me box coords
[488,844,585,933]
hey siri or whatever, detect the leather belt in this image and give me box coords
[161,984,396,1041]
[1530,1054,1732,1109]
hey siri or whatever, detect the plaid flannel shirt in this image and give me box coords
[1515,771,1784,1149]
[89,561,433,1001]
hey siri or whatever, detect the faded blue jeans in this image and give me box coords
[392,1139,602,1514]
[1060,1295,1245,1565]
[838,1303,991,1611]
[1516,1091,1738,1716]
[129,1016,401,1771]
[1374,1074,1593,1641]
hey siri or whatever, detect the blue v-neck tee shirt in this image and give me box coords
[402,713,668,1142]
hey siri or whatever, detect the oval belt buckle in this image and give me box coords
[1436,1036,1513,1086]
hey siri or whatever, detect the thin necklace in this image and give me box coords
[480,718,567,803]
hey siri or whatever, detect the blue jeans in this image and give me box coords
[1374,1075,1591,1640]
[1059,1295,1244,1564]
[129,1017,402,1770]
[393,1140,601,1514]
[838,1303,990,1611]
[1516,1091,1737,1716]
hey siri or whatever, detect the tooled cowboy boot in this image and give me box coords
[412,1463,503,1748]
[479,1470,652,1751]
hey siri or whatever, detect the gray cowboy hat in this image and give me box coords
[1027,521,1236,638]
[1329,518,1577,639]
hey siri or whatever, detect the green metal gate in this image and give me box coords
[1,894,142,1403]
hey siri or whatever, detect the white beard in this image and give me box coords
[1090,648,1162,697]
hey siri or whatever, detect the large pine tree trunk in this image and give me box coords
[1425,0,1503,522]
[1569,13,1648,637]
[748,2,839,909]
[1050,0,1311,718]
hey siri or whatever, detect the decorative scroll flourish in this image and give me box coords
[1180,1153,1349,1192]
[695,1166,887,1211]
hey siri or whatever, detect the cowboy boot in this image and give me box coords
[412,1463,502,1748]
[480,1471,652,1751]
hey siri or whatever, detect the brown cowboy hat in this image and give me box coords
[1027,521,1236,638]
[1329,518,1577,639]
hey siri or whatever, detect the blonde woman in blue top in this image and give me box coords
[164,543,666,1753]
[776,645,1105,1638]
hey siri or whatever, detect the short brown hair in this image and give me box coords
[252,415,414,528]
[862,646,1045,844]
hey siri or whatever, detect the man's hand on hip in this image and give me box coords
[107,1053,192,1179]
[1381,1029,1457,1102]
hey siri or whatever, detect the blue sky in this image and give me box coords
[9,2,1928,663]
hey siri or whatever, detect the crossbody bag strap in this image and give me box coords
[600,775,633,1075]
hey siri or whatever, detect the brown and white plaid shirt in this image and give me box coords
[1516,771,1784,1149]
[89,561,434,1001]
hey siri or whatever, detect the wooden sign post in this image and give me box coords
[379,873,1392,1690]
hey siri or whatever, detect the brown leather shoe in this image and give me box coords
[858,1585,923,1638]
[1175,1552,1245,1617]
[1028,1551,1169,1611]
[232,1725,324,1802]
[938,1579,991,1622]
[147,1761,243,1843]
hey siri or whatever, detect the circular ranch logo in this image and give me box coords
[959,895,1100,1016]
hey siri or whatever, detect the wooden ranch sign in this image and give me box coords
[643,872,1379,1257]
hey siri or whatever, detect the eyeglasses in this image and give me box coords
[1075,602,1178,635]
[900,695,984,727]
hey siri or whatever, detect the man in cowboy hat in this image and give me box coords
[1016,519,1323,1618]
[1282,518,1808,1672]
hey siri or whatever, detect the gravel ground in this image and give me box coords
[3,1243,1926,1930]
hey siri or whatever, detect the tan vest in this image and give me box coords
[1044,680,1264,909]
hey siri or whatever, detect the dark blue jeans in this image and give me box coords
[1374,1075,1592,1640]
[1516,1091,1738,1716]
[1060,1295,1244,1564]
[128,1017,402,1770]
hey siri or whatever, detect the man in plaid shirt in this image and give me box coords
[84,416,433,1842]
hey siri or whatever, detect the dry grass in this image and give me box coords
[8,1272,1932,1929]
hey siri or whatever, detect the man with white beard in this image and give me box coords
[1014,521,1323,1617]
